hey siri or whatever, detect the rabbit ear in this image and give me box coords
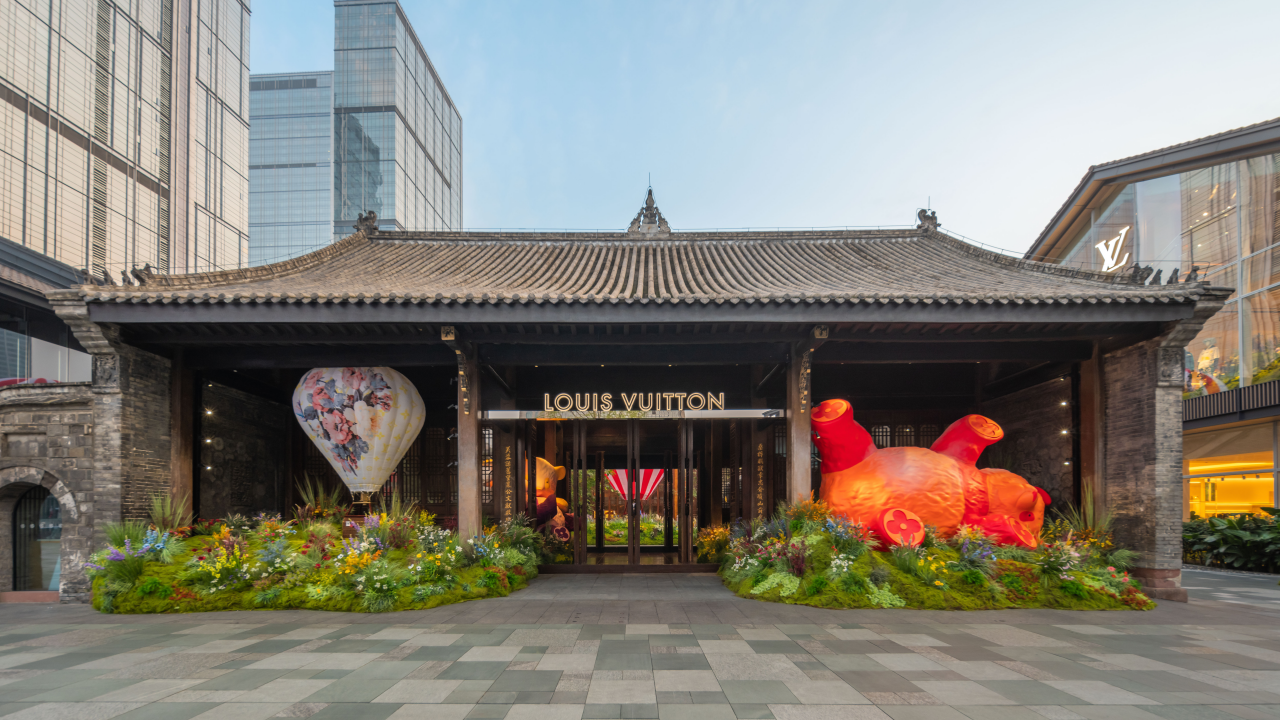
[1034,487,1051,506]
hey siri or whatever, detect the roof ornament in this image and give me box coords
[131,263,152,286]
[1149,268,1162,286]
[916,209,938,232]
[627,188,671,235]
[1167,268,1179,284]
[120,269,133,286]
[1185,265,1200,283]
[1129,263,1153,285]
[354,210,379,235]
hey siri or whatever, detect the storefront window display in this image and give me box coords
[1184,422,1277,518]
[1185,302,1238,393]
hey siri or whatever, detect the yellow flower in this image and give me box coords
[934,580,943,587]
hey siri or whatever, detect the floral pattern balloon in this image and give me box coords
[293,367,426,494]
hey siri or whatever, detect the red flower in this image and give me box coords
[315,563,321,568]
[321,410,354,444]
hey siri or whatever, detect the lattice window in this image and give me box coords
[385,438,421,508]
[893,425,916,447]
[422,427,456,505]
[871,425,891,448]
[918,424,941,449]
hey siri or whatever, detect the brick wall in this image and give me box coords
[1102,337,1170,569]
[980,378,1074,509]
[198,381,290,519]
[118,346,173,522]
[0,383,96,601]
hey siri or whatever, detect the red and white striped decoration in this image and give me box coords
[604,469,666,501]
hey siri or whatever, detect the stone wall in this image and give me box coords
[0,383,95,601]
[980,378,1074,508]
[199,381,290,519]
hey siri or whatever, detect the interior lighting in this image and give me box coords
[1060,429,1068,434]
[204,409,213,415]
[204,465,212,470]
[1064,461,1071,465]
[204,438,212,443]
[1060,401,1068,406]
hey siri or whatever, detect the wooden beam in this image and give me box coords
[478,343,790,366]
[815,340,1094,363]
[174,344,457,369]
[89,298,1200,325]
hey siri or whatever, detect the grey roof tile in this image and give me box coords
[49,228,1218,307]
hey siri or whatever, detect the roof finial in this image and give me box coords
[628,187,670,235]
[916,208,938,231]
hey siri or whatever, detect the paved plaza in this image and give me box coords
[0,572,1276,720]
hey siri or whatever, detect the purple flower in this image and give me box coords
[106,547,126,562]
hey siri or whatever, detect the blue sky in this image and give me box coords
[252,1,1279,253]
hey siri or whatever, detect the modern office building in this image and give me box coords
[1025,116,1280,521]
[246,1,463,264]
[247,71,333,265]
[332,0,461,240]
[0,0,250,382]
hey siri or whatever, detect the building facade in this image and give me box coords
[332,0,462,240]
[0,0,250,280]
[0,0,250,389]
[247,71,333,265]
[1025,117,1280,521]
[0,200,1219,602]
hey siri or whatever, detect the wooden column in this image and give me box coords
[1078,342,1105,517]
[786,326,827,505]
[168,349,194,515]
[786,345,810,506]
[445,327,483,540]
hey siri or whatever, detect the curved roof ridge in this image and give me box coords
[130,231,374,290]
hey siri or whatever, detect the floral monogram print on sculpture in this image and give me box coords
[292,367,427,494]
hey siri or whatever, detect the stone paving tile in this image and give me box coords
[2,573,1280,720]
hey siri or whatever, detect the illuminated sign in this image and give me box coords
[543,392,725,412]
[1095,226,1131,273]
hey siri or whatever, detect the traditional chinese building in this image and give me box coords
[0,193,1228,602]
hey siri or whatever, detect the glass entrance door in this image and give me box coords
[563,419,692,565]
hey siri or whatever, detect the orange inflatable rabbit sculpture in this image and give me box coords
[810,399,1049,549]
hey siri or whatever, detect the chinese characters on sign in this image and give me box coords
[755,441,766,519]
[502,444,514,521]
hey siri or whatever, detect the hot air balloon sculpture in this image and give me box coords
[604,468,665,501]
[293,367,426,512]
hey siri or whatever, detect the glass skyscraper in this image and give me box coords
[0,0,250,279]
[248,72,333,265]
[246,1,462,263]
[332,0,461,240]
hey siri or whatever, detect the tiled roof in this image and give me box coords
[53,228,1217,308]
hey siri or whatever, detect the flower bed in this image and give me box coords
[704,501,1155,611]
[87,507,547,614]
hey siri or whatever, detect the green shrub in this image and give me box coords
[960,569,986,586]
[805,576,829,596]
[135,576,170,597]
[1182,509,1280,573]
[1059,580,1088,599]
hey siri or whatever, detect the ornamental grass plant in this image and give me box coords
[717,500,1155,611]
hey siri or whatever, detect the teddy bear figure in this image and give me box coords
[534,457,573,540]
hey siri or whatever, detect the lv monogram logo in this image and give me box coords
[1095,226,1131,273]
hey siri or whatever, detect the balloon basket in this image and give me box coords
[342,514,364,538]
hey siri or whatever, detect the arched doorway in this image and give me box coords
[12,485,61,591]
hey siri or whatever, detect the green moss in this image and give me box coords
[720,550,1147,612]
